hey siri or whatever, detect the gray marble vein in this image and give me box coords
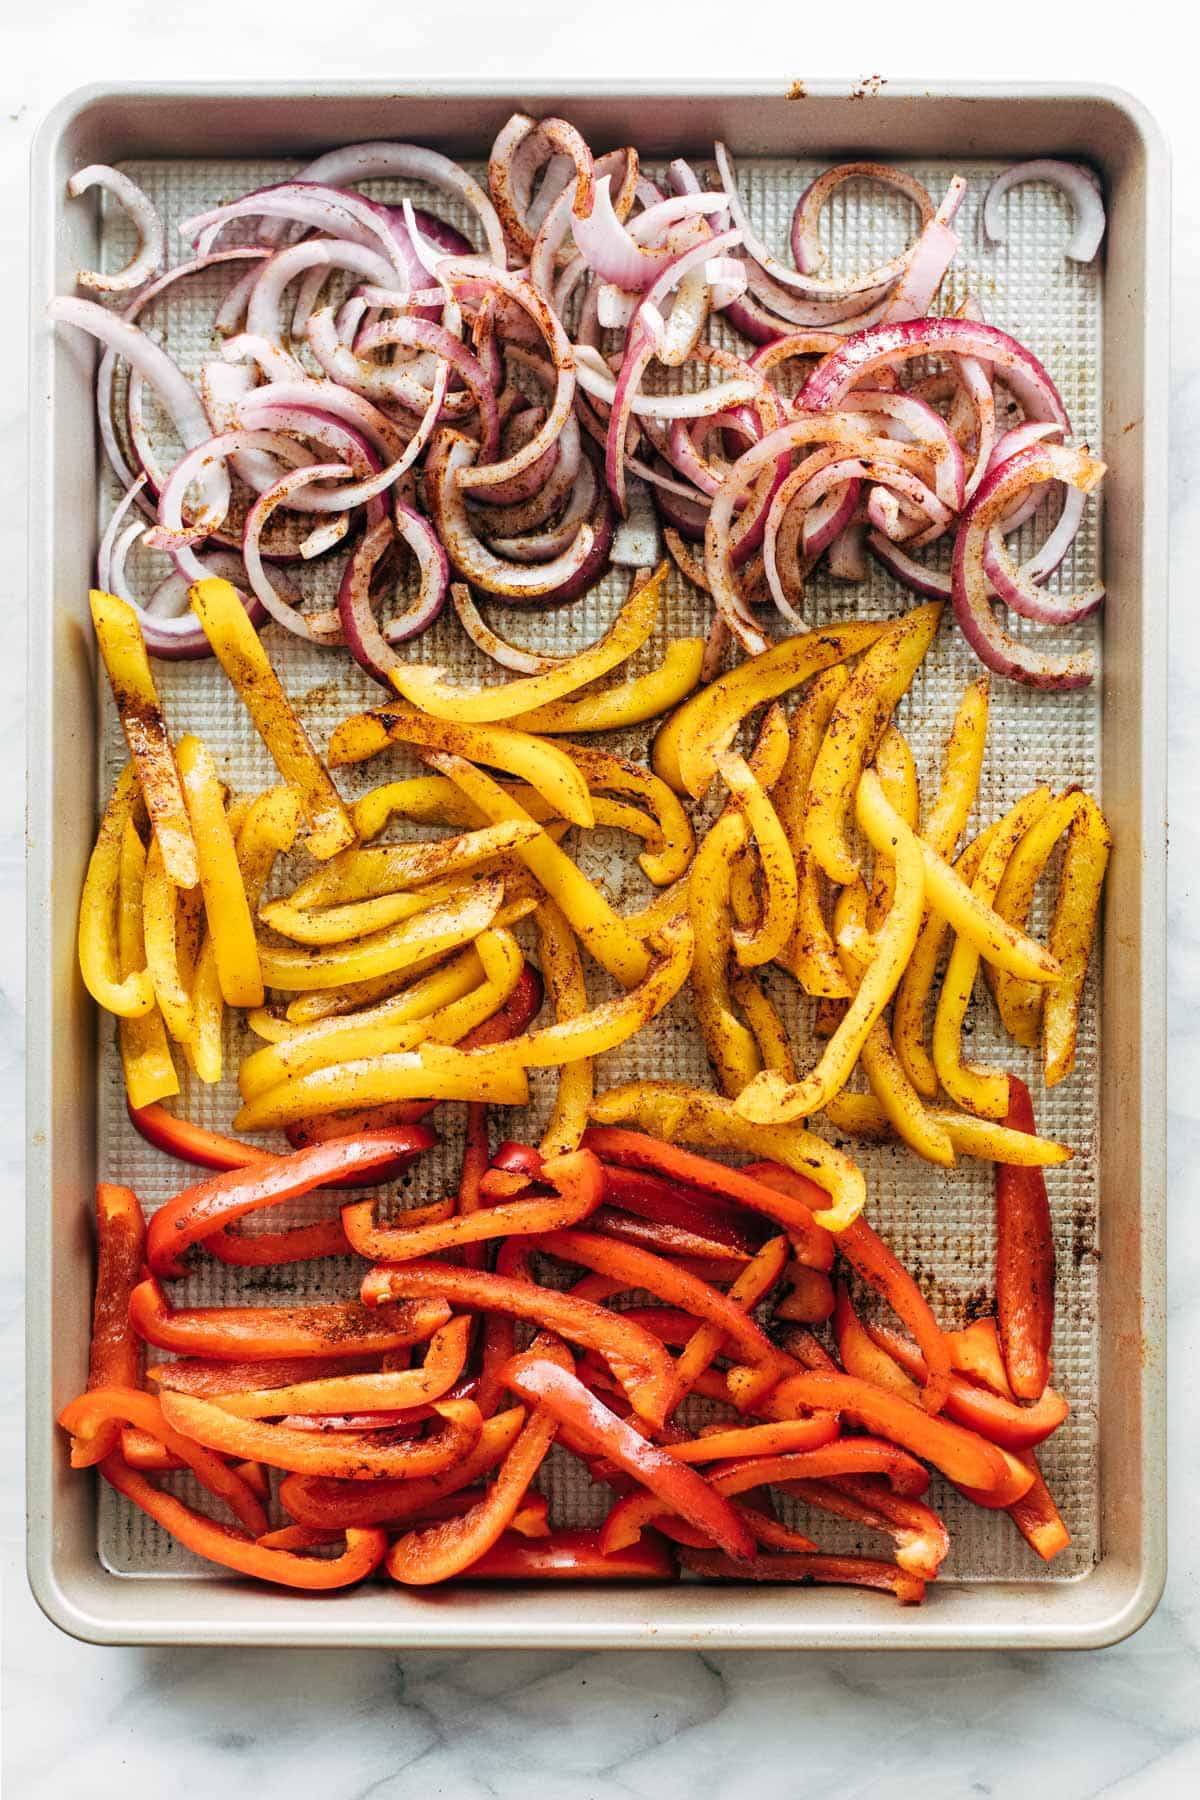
[3,13,1198,1797]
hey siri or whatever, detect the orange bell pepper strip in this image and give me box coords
[775,1266,836,1324]
[503,1352,757,1560]
[385,1340,572,1585]
[158,1389,482,1478]
[99,1452,386,1588]
[678,1545,926,1603]
[464,1527,677,1580]
[772,1477,950,1581]
[833,1281,922,1402]
[742,1161,953,1411]
[580,1128,835,1270]
[947,1317,1014,1397]
[1006,1450,1072,1562]
[739,1368,1035,1502]
[59,1387,268,1537]
[208,1317,472,1420]
[74,1184,146,1464]
[342,1148,605,1263]
[866,1322,1069,1450]
[148,1353,384,1397]
[532,1228,790,1389]
[359,1261,677,1428]
[277,1408,528,1529]
[665,1419,842,1463]
[669,1234,791,1410]
[996,1075,1056,1401]
[145,1129,435,1278]
[457,1099,491,1272]
[130,1275,450,1361]
[117,1428,185,1473]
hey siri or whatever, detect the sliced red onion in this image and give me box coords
[426,431,595,599]
[67,165,165,294]
[878,179,966,323]
[866,485,909,541]
[237,379,409,465]
[221,332,307,383]
[867,533,951,598]
[52,295,230,521]
[245,240,395,347]
[524,482,615,609]
[473,412,579,521]
[791,163,935,275]
[490,455,598,563]
[983,161,1106,263]
[802,480,860,558]
[451,582,570,672]
[276,142,507,266]
[953,443,1105,686]
[243,460,358,638]
[799,318,1071,434]
[827,521,868,582]
[181,184,411,286]
[97,474,148,591]
[528,156,576,235]
[150,428,315,579]
[742,258,895,328]
[574,343,759,421]
[337,505,449,684]
[300,514,351,558]
[215,259,269,337]
[357,315,499,458]
[122,549,269,659]
[840,389,965,509]
[528,149,638,297]
[490,115,554,260]
[572,177,727,289]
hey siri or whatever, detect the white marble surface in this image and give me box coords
[3,10,1198,1795]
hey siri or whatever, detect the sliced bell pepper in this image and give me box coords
[775,1266,835,1324]
[158,1389,482,1478]
[277,1408,528,1529]
[361,1260,677,1427]
[778,1476,950,1580]
[534,898,593,1155]
[819,1088,1071,1166]
[503,1352,756,1560]
[587,1209,751,1270]
[90,589,199,888]
[559,744,696,887]
[772,665,853,997]
[176,733,264,1007]
[1006,1450,1072,1562]
[342,1148,604,1262]
[189,577,354,860]
[141,829,194,1043]
[99,1452,386,1588]
[990,789,1089,1045]
[233,1041,530,1133]
[893,825,994,1098]
[665,1419,842,1464]
[115,819,179,1108]
[463,1527,677,1580]
[130,1275,450,1361]
[149,1354,384,1397]
[921,675,991,860]
[71,1184,146,1465]
[127,1101,427,1189]
[688,806,763,1096]
[833,1281,922,1402]
[947,1317,1014,1397]
[715,749,798,969]
[678,1546,926,1603]
[78,764,156,1018]
[511,641,704,738]
[458,1100,490,1271]
[865,1322,1068,1450]
[996,1074,1057,1401]
[866,725,919,927]
[669,1234,791,1408]
[255,875,504,994]
[286,822,542,910]
[209,1317,472,1419]
[1044,794,1111,1085]
[210,1216,354,1266]
[145,1129,433,1278]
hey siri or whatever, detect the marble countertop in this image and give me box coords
[3,13,1197,1796]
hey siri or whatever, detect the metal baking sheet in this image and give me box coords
[27,83,1168,1649]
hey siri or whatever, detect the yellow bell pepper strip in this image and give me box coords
[142,832,194,1044]
[327,704,594,829]
[858,770,1061,984]
[189,576,354,861]
[260,877,471,948]
[89,589,199,889]
[715,751,798,970]
[353,775,481,839]
[510,638,705,735]
[234,1041,530,1132]
[535,899,593,1156]
[988,789,1090,1047]
[1044,794,1111,1086]
[390,561,667,722]
[803,603,943,885]
[834,882,955,1167]
[867,725,919,929]
[921,676,991,858]
[893,824,997,1099]
[257,875,504,992]
[78,764,155,1018]
[933,787,1054,1119]
[458,913,693,1072]
[773,667,853,998]
[177,734,264,1008]
[116,819,179,1108]
[735,773,926,1126]
[284,822,541,910]
[589,1081,867,1233]
[560,745,695,887]
[728,974,797,1081]
[251,943,488,1041]
[822,1089,1072,1165]
[424,750,651,989]
[654,620,888,798]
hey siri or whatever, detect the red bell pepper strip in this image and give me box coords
[145,1129,434,1278]
[775,1265,836,1324]
[777,1326,839,1372]
[209,1317,473,1420]
[678,1547,926,1605]
[866,1322,1069,1450]
[75,1184,146,1464]
[666,1419,842,1463]
[600,1439,931,1554]
[59,1386,268,1536]
[996,1075,1056,1401]
[458,1101,491,1270]
[833,1283,922,1402]
[531,1229,790,1387]
[462,1527,678,1581]
[581,1128,835,1269]
[129,1099,419,1189]
[747,1162,953,1413]
[130,1276,450,1361]
[158,1389,482,1478]
[148,1353,384,1396]
[670,1234,792,1411]
[947,1317,1014,1397]
[738,1369,1035,1502]
[359,1261,678,1428]
[386,1340,572,1585]
[1005,1450,1072,1561]
[503,1352,757,1560]
[277,1408,527,1528]
[587,1207,752,1268]
[780,1477,951,1581]
[341,1149,605,1263]
[99,1453,387,1589]
[208,1217,354,1266]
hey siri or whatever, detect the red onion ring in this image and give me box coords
[98,474,149,591]
[572,178,727,289]
[181,184,411,286]
[273,144,507,266]
[827,521,868,581]
[426,431,595,600]
[67,165,165,294]
[791,163,936,274]
[336,504,450,684]
[984,161,1106,264]
[245,240,395,346]
[451,582,570,672]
